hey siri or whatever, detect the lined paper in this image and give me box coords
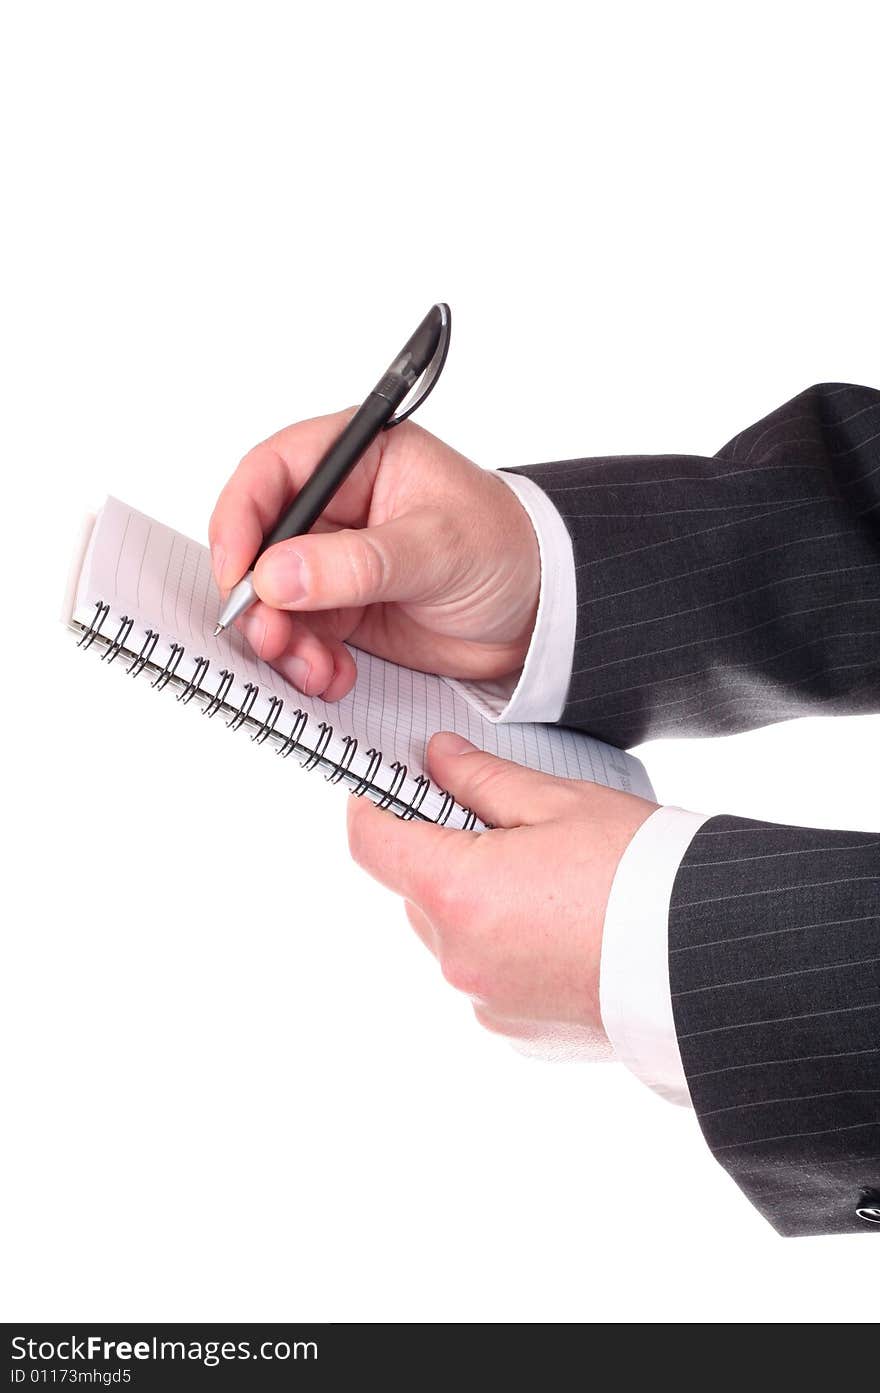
[71,498,654,823]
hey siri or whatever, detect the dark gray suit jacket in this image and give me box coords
[510,383,880,1237]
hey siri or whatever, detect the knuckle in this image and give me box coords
[419,869,467,926]
[344,531,387,603]
[465,758,510,803]
[411,837,465,920]
[551,779,587,816]
[439,951,486,998]
[419,873,450,919]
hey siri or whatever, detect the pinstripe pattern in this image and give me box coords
[507,384,879,1235]
[508,383,880,747]
[670,817,878,1236]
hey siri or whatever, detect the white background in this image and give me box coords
[2,0,878,1323]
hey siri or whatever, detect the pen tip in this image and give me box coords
[213,623,224,637]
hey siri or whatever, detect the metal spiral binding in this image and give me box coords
[178,656,209,705]
[202,669,234,718]
[326,734,358,783]
[350,747,383,797]
[276,709,309,759]
[252,694,283,744]
[400,774,430,820]
[102,615,133,664]
[128,630,159,677]
[227,681,259,731]
[152,643,184,691]
[78,601,109,650]
[75,601,472,826]
[376,760,408,810]
[301,721,333,771]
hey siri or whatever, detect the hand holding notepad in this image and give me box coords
[62,369,657,1063]
[64,314,653,824]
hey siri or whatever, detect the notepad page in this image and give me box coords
[69,498,654,822]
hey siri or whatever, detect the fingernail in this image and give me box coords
[432,732,476,757]
[212,544,226,589]
[261,549,306,605]
[281,654,311,692]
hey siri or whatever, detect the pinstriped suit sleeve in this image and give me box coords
[669,819,879,1236]
[505,382,880,747]
[505,383,879,1235]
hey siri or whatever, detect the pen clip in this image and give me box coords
[384,303,452,429]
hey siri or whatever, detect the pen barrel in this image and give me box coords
[258,391,397,554]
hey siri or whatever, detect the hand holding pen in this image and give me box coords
[208,307,541,702]
[207,305,655,1069]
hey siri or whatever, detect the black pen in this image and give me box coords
[214,303,452,635]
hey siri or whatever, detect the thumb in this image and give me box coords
[427,732,579,829]
[253,509,450,612]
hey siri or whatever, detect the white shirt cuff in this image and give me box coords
[449,471,700,1112]
[600,806,711,1107]
[444,471,577,724]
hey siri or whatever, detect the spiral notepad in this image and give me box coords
[63,498,653,827]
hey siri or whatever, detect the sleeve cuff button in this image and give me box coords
[856,1189,880,1224]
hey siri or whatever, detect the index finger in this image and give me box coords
[208,408,381,591]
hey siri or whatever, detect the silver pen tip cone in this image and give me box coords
[213,623,224,637]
